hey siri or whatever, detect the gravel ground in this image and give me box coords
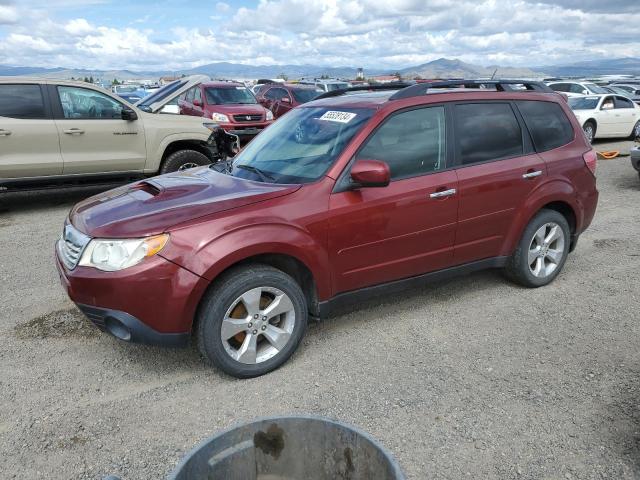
[1,140,639,480]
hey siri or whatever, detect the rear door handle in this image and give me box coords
[430,188,456,199]
[0,129,11,136]
[63,128,85,135]
[522,170,542,179]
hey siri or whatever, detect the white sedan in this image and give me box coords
[568,94,640,143]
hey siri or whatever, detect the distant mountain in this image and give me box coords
[538,57,640,77]
[0,66,64,76]
[7,56,638,83]
[398,58,544,79]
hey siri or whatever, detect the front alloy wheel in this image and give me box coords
[197,265,308,378]
[583,123,595,143]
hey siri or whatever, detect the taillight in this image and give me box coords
[583,149,597,176]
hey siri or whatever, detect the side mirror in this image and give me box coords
[281,97,291,103]
[582,89,589,95]
[350,159,390,188]
[193,99,202,107]
[121,107,138,121]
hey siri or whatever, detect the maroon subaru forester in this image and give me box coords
[56,80,598,378]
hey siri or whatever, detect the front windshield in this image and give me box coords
[291,88,322,103]
[585,83,607,94]
[206,87,256,104]
[569,97,599,110]
[231,106,374,184]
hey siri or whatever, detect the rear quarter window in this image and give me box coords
[516,101,574,152]
[0,84,46,119]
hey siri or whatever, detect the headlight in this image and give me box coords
[266,109,274,121]
[79,234,169,271]
[211,112,229,122]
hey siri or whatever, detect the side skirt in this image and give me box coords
[317,256,508,319]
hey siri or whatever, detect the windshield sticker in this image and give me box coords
[319,111,357,123]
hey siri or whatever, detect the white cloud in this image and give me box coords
[0,0,639,71]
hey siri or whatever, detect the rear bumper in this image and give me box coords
[77,304,190,346]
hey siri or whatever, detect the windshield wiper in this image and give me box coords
[235,164,275,182]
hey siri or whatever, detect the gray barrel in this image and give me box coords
[169,415,405,480]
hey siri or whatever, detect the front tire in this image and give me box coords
[160,149,210,174]
[505,209,571,288]
[196,265,308,378]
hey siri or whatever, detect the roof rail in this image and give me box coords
[389,79,554,100]
[315,82,414,100]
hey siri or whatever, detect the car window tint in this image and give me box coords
[569,84,586,94]
[57,86,124,119]
[614,96,634,109]
[357,106,446,180]
[266,88,287,100]
[550,83,568,92]
[516,101,574,152]
[194,87,202,103]
[0,84,46,119]
[455,103,523,165]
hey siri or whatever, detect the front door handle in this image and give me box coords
[0,129,11,136]
[522,170,542,179]
[63,128,85,135]
[430,188,456,199]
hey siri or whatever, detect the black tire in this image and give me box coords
[629,120,640,140]
[160,149,210,174]
[583,121,596,144]
[504,209,571,288]
[196,264,308,378]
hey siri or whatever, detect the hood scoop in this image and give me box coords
[131,180,163,197]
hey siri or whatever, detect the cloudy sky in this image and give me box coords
[0,0,637,71]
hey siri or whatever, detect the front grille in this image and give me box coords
[233,114,262,122]
[57,223,91,270]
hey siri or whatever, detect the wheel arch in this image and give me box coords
[501,181,581,256]
[160,140,214,168]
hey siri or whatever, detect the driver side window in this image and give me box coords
[57,86,125,119]
[356,107,446,180]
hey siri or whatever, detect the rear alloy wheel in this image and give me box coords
[197,265,308,378]
[583,122,595,144]
[505,209,570,288]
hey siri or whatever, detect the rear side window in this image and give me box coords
[357,106,446,180]
[0,84,46,119]
[516,101,574,152]
[454,103,522,165]
[614,96,634,109]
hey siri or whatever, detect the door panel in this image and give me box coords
[454,154,546,263]
[0,83,62,178]
[54,85,146,174]
[328,105,456,295]
[329,171,458,294]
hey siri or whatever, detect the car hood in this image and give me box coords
[207,104,267,115]
[69,168,301,238]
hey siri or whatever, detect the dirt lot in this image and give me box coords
[1,140,639,480]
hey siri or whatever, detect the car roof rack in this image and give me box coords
[315,82,414,100]
[389,79,554,100]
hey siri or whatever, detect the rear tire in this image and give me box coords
[629,120,640,140]
[505,209,571,288]
[196,265,308,378]
[160,149,210,174]
[583,121,596,144]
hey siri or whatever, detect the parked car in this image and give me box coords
[601,85,640,104]
[56,80,598,378]
[255,83,322,118]
[300,80,351,93]
[135,75,209,115]
[568,94,640,143]
[547,81,608,97]
[0,77,226,186]
[611,84,640,103]
[178,81,273,144]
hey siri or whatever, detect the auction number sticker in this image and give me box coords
[319,111,357,123]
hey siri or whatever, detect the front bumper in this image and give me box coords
[55,244,208,346]
[220,121,272,139]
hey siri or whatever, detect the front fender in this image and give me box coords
[500,178,580,256]
[166,222,332,301]
[146,131,210,172]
